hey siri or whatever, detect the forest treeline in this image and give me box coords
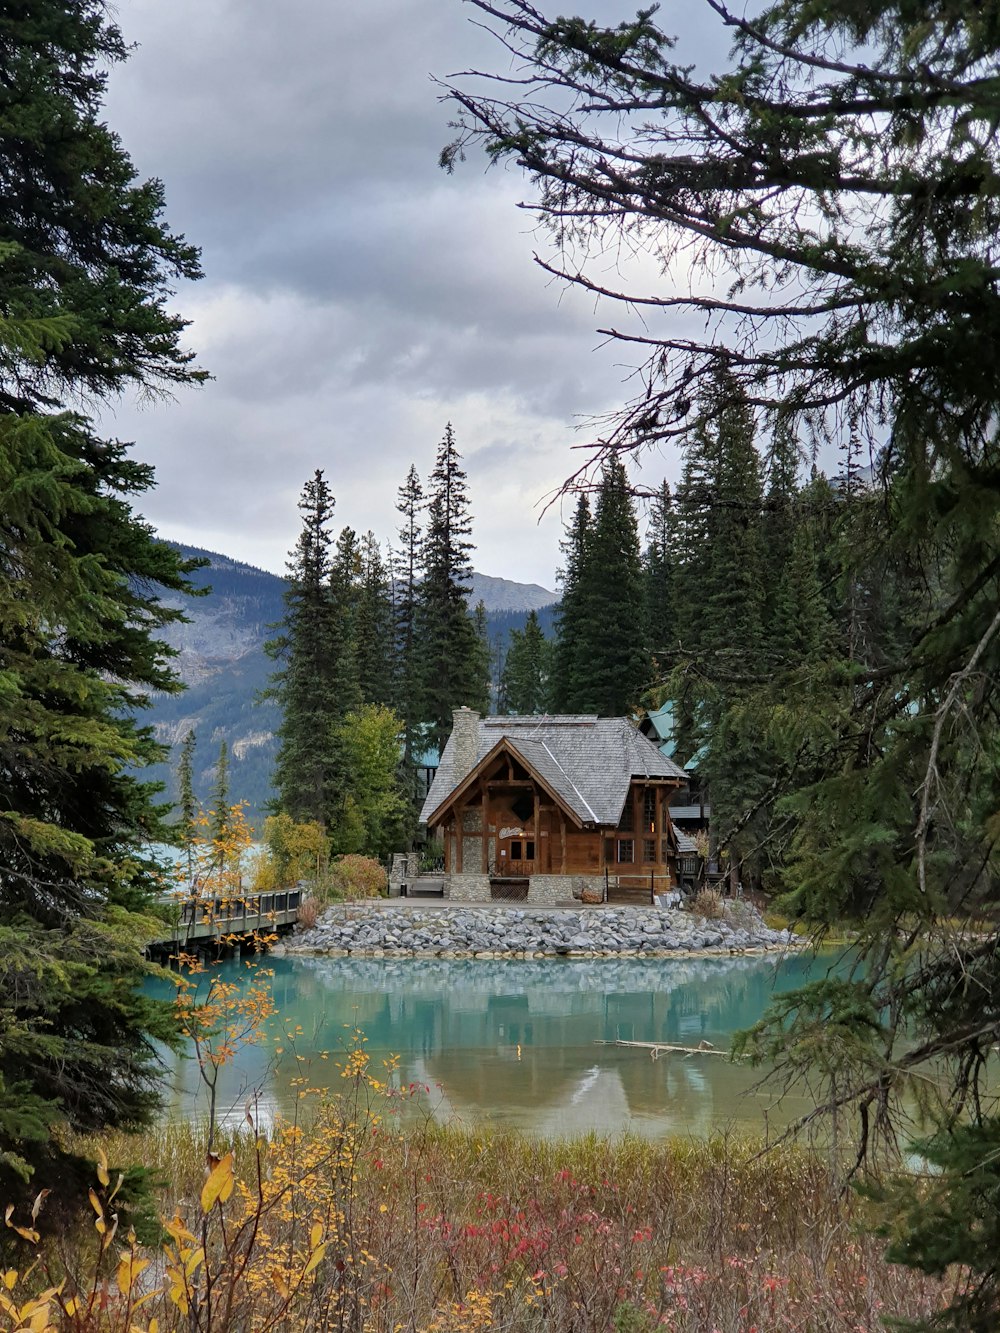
[264,424,491,854]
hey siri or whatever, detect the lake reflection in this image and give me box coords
[152,951,845,1139]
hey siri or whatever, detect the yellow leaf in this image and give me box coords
[88,1188,104,1221]
[2,1271,16,1291]
[96,1147,110,1188]
[270,1267,290,1300]
[117,1255,150,1294]
[309,1222,323,1250]
[200,1153,234,1213]
[302,1243,327,1278]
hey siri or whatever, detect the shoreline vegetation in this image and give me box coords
[9,1045,947,1333]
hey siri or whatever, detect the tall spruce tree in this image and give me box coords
[393,464,425,796]
[575,456,651,715]
[499,611,550,714]
[761,419,803,637]
[210,741,231,844]
[549,493,592,712]
[447,5,1000,1319]
[417,424,482,752]
[470,598,493,715]
[267,472,339,827]
[0,1,204,1194]
[643,479,675,675]
[175,728,198,882]
[355,532,394,707]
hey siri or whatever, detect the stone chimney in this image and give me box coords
[451,706,480,783]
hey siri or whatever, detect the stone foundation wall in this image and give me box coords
[528,874,604,905]
[448,873,490,902]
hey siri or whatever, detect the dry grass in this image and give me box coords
[16,1054,951,1333]
[692,887,725,920]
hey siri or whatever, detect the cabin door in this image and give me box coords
[497,831,535,877]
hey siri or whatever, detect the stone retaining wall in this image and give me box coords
[290,903,792,958]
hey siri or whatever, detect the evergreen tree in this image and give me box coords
[329,526,363,720]
[176,729,198,881]
[266,471,339,827]
[760,419,802,645]
[699,379,764,664]
[667,418,719,747]
[470,599,493,715]
[393,464,425,790]
[549,493,592,711]
[210,741,231,844]
[447,6,1000,1316]
[499,611,550,714]
[575,457,651,715]
[0,0,204,1194]
[643,479,674,674]
[417,424,482,752]
[694,380,767,886]
[355,532,394,707]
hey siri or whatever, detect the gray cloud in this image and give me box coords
[99,0,719,584]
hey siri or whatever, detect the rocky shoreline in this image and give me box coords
[287,902,793,958]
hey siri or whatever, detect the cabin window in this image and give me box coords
[616,839,634,864]
[682,856,698,875]
[618,798,634,832]
[642,839,656,863]
[510,840,522,859]
[526,840,535,860]
[643,790,657,830]
[660,838,670,863]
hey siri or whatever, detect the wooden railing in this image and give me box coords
[153,889,302,948]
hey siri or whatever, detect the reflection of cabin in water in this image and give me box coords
[419,709,690,903]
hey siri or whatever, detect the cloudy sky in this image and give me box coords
[101,0,721,588]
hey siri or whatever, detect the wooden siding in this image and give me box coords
[438,762,679,884]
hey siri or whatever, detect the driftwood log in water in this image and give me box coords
[594,1038,731,1061]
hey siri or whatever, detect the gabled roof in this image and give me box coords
[420,715,687,828]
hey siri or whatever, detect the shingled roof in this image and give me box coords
[420,714,687,828]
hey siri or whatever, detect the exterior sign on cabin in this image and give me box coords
[419,710,688,904]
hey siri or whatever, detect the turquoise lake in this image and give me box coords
[151,949,852,1140]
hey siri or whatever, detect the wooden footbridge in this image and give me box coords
[146,888,302,961]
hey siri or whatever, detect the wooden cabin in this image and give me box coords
[419,711,688,902]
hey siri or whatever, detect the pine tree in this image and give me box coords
[210,741,231,844]
[549,494,592,712]
[266,471,339,827]
[393,464,425,789]
[470,599,493,715]
[576,458,651,715]
[176,729,198,881]
[0,0,204,1195]
[643,479,674,674]
[698,380,767,885]
[661,424,716,762]
[499,611,550,714]
[445,12,1000,1312]
[355,532,393,707]
[699,378,764,664]
[417,424,482,752]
